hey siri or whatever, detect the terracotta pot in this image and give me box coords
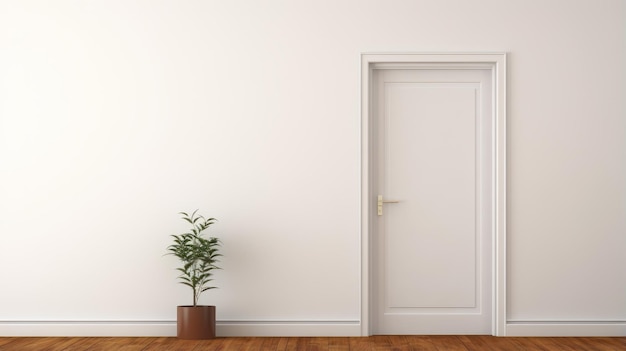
[177,305,216,339]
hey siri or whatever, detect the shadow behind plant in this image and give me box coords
[167,210,221,306]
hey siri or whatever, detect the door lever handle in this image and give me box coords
[378,195,400,216]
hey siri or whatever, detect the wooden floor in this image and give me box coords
[0,336,625,351]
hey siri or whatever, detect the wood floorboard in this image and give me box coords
[510,337,548,351]
[0,337,85,351]
[295,337,310,351]
[216,337,247,351]
[0,336,625,351]
[369,335,391,351]
[0,339,16,347]
[140,336,204,351]
[87,337,155,351]
[275,337,290,351]
[456,335,494,351]
[308,337,329,351]
[370,335,391,351]
[196,338,227,351]
[260,338,283,351]
[349,336,373,351]
[328,337,349,351]
[535,337,581,351]
[478,337,531,351]
[239,337,261,351]
[427,336,465,351]
[583,337,626,350]
[458,335,530,351]
[387,335,411,351]
[403,336,439,351]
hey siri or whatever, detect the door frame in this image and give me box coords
[360,53,507,336]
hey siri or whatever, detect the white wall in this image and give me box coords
[0,0,624,336]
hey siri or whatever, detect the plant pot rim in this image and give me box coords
[177,305,215,308]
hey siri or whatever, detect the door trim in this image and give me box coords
[360,53,507,336]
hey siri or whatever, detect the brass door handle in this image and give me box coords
[378,195,400,216]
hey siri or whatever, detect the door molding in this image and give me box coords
[360,53,507,336]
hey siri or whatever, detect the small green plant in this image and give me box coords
[167,210,222,306]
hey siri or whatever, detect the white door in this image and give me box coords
[372,67,493,334]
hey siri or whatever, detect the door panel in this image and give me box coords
[374,69,492,334]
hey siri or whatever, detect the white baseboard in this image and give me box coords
[0,321,177,337]
[217,320,361,337]
[5,320,624,337]
[506,321,626,337]
[0,320,362,337]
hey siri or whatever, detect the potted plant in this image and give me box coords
[167,210,222,339]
